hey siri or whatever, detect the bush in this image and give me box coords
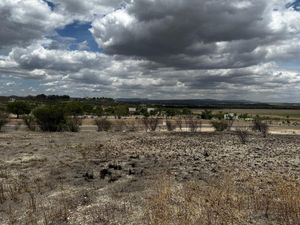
[149,117,159,131]
[0,112,8,131]
[33,105,66,132]
[211,120,229,131]
[23,115,36,131]
[185,116,200,132]
[95,118,112,132]
[253,119,269,137]
[65,117,82,132]
[166,120,176,131]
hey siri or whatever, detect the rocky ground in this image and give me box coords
[0,131,299,225]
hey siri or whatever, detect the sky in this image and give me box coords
[0,0,300,102]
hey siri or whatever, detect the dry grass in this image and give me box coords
[144,175,300,225]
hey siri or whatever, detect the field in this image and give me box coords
[0,131,299,225]
[192,109,300,120]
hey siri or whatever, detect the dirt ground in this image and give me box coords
[0,131,299,225]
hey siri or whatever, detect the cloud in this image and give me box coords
[0,0,65,49]
[0,0,300,102]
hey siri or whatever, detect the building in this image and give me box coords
[129,107,137,114]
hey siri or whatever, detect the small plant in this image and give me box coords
[95,118,112,132]
[211,120,228,131]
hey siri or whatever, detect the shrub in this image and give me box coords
[236,129,249,144]
[176,117,183,131]
[185,116,200,132]
[65,117,82,132]
[149,117,159,131]
[201,109,213,120]
[211,120,229,131]
[166,120,176,131]
[142,117,159,132]
[23,115,36,131]
[95,118,112,132]
[0,112,8,131]
[253,119,269,137]
[33,105,66,132]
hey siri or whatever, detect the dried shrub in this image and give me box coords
[185,116,200,132]
[166,120,176,131]
[0,112,8,131]
[236,129,249,144]
[143,117,159,132]
[65,117,82,132]
[253,119,269,137]
[95,118,112,132]
[176,117,183,131]
[211,120,229,132]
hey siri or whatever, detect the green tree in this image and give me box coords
[7,101,31,118]
[64,101,83,116]
[114,105,129,118]
[182,108,192,115]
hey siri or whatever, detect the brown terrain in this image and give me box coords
[0,130,299,225]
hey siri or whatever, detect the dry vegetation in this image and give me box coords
[0,131,299,225]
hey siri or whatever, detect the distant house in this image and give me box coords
[224,113,239,120]
[9,98,16,102]
[129,107,137,114]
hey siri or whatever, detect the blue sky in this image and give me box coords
[55,22,100,52]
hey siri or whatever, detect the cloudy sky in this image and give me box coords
[0,0,300,102]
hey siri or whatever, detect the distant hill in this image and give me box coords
[116,98,300,109]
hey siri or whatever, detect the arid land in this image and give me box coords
[0,130,299,225]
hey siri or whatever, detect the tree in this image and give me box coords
[182,108,192,115]
[64,101,83,116]
[114,105,129,118]
[7,101,31,118]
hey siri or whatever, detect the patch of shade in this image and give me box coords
[286,0,300,11]
[56,21,100,52]
[43,0,55,11]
